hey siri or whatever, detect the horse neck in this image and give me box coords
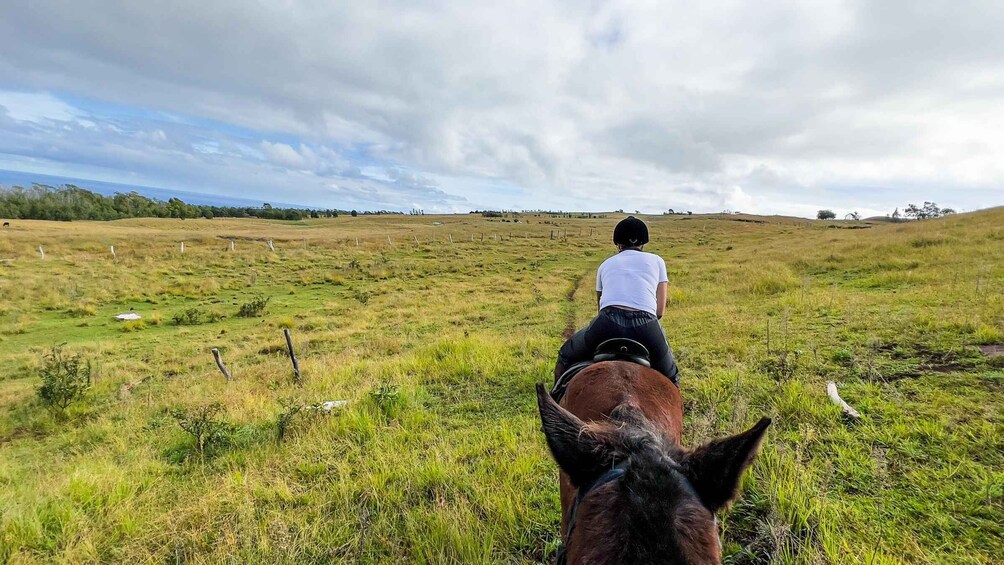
[564,363,684,443]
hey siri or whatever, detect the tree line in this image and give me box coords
[0,184,382,221]
[817,201,956,221]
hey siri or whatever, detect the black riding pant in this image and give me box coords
[554,307,679,386]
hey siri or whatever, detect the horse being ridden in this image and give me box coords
[536,361,769,564]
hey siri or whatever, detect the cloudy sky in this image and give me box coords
[1,1,1002,216]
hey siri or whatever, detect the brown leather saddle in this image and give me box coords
[550,338,651,402]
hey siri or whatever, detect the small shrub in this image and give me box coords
[36,345,92,415]
[173,308,205,326]
[170,402,229,459]
[148,312,163,326]
[276,316,295,329]
[171,307,222,325]
[237,295,270,318]
[275,397,322,443]
[369,382,404,420]
[276,399,303,444]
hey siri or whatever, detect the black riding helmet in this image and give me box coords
[613,216,649,247]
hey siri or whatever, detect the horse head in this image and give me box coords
[536,383,770,564]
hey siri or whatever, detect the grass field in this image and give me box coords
[0,210,1002,564]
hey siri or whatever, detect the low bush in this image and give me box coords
[237,295,270,318]
[369,382,404,421]
[36,345,92,415]
[172,307,222,325]
[275,397,323,443]
[170,402,229,459]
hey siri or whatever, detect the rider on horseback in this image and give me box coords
[554,216,680,386]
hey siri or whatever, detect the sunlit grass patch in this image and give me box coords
[973,323,1003,345]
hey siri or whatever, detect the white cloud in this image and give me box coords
[0,91,82,123]
[0,1,1002,215]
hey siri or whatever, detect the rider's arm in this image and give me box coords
[656,282,667,319]
[596,291,602,312]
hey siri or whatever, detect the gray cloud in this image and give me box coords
[1,1,1003,215]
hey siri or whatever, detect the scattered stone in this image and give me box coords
[115,313,142,321]
[978,344,1004,358]
[316,400,347,411]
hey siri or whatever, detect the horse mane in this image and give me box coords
[570,403,721,564]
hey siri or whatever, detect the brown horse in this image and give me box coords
[536,361,770,564]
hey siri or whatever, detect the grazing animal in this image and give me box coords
[536,362,770,565]
[2,222,8,227]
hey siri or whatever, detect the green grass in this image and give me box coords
[0,211,1002,563]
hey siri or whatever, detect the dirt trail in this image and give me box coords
[562,273,585,339]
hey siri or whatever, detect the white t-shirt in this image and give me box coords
[596,250,669,315]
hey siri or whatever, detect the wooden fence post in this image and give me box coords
[211,348,232,381]
[267,240,275,252]
[110,245,116,259]
[180,242,185,254]
[38,245,45,259]
[230,240,235,252]
[283,329,302,385]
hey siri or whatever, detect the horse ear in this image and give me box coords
[535,383,613,487]
[681,417,771,512]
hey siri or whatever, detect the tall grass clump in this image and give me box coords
[973,324,1003,345]
[742,263,800,295]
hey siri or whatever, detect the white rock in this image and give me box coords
[115,313,142,321]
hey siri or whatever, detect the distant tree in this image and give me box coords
[817,209,836,220]
[904,202,951,220]
[846,211,861,220]
[350,210,358,217]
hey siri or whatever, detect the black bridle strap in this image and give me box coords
[555,463,628,565]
